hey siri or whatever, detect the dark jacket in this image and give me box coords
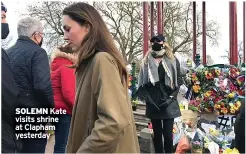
[1,48,22,153]
[234,99,245,136]
[7,36,54,109]
[137,58,182,119]
[234,99,245,153]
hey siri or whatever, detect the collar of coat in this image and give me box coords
[18,36,40,47]
[50,49,76,64]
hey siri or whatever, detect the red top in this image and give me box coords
[51,56,75,115]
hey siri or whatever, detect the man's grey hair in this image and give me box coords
[17,17,43,37]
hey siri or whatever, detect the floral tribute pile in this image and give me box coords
[185,65,245,115]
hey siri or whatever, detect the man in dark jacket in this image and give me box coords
[234,98,245,153]
[7,16,54,153]
[1,2,22,153]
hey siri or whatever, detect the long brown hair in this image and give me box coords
[58,44,74,54]
[63,2,128,88]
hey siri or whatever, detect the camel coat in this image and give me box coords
[66,52,140,153]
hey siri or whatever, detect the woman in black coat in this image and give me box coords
[234,98,245,153]
[137,34,182,153]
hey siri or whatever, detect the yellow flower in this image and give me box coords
[205,71,208,75]
[193,85,201,93]
[215,69,221,76]
[214,104,221,109]
[233,105,240,111]
[179,104,184,110]
[228,93,236,98]
[229,103,234,107]
[192,76,198,82]
[204,91,212,97]
[214,104,218,108]
[232,148,239,153]
[223,148,233,154]
[223,148,240,154]
[230,108,235,114]
[236,101,241,107]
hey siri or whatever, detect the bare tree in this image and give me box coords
[24,1,74,53]
[94,2,143,63]
[221,41,243,65]
[25,1,220,63]
[163,2,220,53]
[205,55,214,65]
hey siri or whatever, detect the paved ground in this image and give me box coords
[44,93,185,153]
[45,134,55,153]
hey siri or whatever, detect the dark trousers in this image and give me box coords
[235,135,245,153]
[54,114,71,154]
[21,138,47,153]
[151,118,174,153]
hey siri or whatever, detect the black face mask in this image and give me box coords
[38,37,43,47]
[1,23,9,39]
[152,43,163,51]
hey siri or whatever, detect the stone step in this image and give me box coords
[133,111,150,124]
[135,121,148,132]
[136,103,146,111]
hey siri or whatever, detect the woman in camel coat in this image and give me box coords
[62,2,140,153]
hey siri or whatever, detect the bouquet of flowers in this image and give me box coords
[191,131,204,154]
[188,99,200,112]
[191,141,203,149]
[185,65,245,115]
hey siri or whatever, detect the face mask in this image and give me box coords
[152,49,166,58]
[1,23,9,39]
[38,37,43,47]
[152,43,163,51]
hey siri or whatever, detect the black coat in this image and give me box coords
[234,99,245,153]
[137,58,182,119]
[7,36,54,109]
[1,48,22,153]
[234,99,245,136]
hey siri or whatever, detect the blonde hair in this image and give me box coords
[142,42,175,64]
[164,42,175,60]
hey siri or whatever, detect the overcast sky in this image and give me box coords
[2,0,245,64]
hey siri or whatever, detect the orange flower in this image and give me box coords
[214,104,221,109]
[221,107,228,114]
[206,73,213,79]
[192,74,198,82]
[193,85,201,93]
[214,104,218,109]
